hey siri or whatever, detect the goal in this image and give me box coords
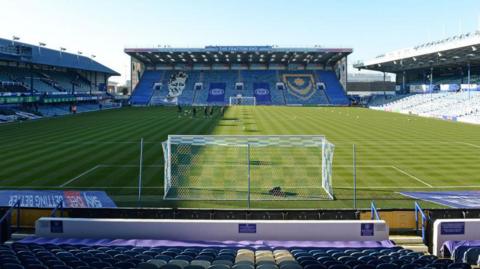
[162,135,334,201]
[229,96,256,106]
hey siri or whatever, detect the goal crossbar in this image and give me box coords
[229,96,256,106]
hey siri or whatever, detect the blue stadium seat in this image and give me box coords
[196,255,215,262]
[353,265,376,269]
[185,265,207,269]
[0,242,450,269]
[376,263,398,269]
[160,264,183,269]
[130,69,349,106]
[115,261,137,269]
[338,257,357,264]
[149,259,168,268]
[212,260,232,267]
[169,259,190,269]
[130,71,162,105]
[232,264,254,269]
[358,256,376,264]
[175,255,194,262]
[208,265,231,269]
[328,264,351,269]
[463,248,480,265]
[323,261,342,268]
[257,264,278,269]
[156,255,174,262]
[138,262,160,269]
[3,264,25,269]
[304,264,327,269]
[447,263,471,269]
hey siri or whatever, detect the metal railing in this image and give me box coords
[415,201,428,244]
[371,201,381,220]
[0,199,22,243]
[50,200,64,217]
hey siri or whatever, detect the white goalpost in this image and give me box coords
[229,96,256,106]
[162,135,335,201]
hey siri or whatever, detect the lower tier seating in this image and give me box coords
[0,240,471,269]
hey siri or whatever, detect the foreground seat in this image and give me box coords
[148,259,168,268]
[447,263,471,269]
[463,248,480,265]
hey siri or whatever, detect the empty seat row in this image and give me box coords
[0,243,472,269]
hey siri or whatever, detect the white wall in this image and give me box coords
[433,219,480,256]
[36,218,389,242]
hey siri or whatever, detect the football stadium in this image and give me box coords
[1,0,480,268]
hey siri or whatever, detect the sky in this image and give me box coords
[1,0,480,83]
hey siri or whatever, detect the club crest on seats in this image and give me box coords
[282,74,316,100]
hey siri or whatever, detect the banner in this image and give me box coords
[0,190,116,208]
[440,84,460,92]
[42,96,76,103]
[0,96,39,104]
[400,191,480,208]
[253,82,272,105]
[207,82,226,103]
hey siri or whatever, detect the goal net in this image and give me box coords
[229,96,256,106]
[162,135,334,201]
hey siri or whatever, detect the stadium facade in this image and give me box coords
[355,32,480,124]
[355,31,480,92]
[125,46,352,106]
[0,38,120,121]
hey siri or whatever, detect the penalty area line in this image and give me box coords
[3,185,480,190]
[335,185,480,189]
[59,165,101,187]
[390,166,433,188]
[457,142,480,149]
[58,163,164,188]
[0,186,165,189]
[98,164,164,168]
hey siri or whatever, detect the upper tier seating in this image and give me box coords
[0,241,470,269]
[0,82,28,92]
[0,67,93,94]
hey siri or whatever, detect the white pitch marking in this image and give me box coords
[457,142,480,149]
[335,165,392,168]
[98,164,164,168]
[58,164,164,187]
[0,186,165,189]
[59,165,100,187]
[335,185,480,189]
[390,166,433,188]
[3,185,480,190]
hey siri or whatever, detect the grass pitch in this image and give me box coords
[0,106,479,209]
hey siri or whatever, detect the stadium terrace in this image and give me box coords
[2,27,480,269]
[352,31,480,124]
[354,31,480,92]
[0,37,120,120]
[125,46,352,106]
